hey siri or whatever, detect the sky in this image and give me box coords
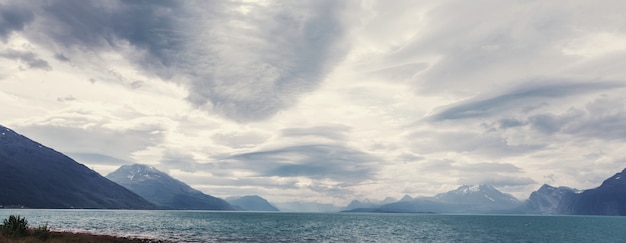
[2,0,626,205]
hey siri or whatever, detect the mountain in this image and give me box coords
[0,125,155,209]
[357,185,521,213]
[558,168,626,216]
[399,195,413,202]
[273,201,342,212]
[375,198,457,213]
[381,197,398,204]
[106,164,233,210]
[226,195,279,211]
[344,197,399,211]
[433,184,521,210]
[526,184,579,214]
[345,199,380,210]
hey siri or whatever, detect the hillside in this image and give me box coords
[0,125,155,209]
[107,164,233,210]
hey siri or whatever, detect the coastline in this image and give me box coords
[0,231,172,243]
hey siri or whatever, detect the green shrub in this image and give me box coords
[33,223,51,240]
[1,215,29,237]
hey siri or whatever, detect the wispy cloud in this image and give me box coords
[229,144,378,183]
[427,81,623,121]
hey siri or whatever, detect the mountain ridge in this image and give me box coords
[0,125,155,209]
[346,184,522,213]
[107,164,234,210]
[557,168,626,215]
[226,195,279,211]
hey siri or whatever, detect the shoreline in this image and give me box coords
[0,230,173,243]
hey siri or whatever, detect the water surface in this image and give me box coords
[0,210,624,242]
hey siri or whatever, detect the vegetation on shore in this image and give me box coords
[0,215,170,243]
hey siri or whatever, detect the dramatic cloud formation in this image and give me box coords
[2,0,626,205]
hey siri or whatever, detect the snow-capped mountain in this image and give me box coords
[0,125,155,209]
[357,184,521,213]
[118,164,169,184]
[107,164,233,210]
[434,184,521,209]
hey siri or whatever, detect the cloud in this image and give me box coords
[29,0,183,55]
[497,118,527,129]
[280,125,351,142]
[458,174,536,188]
[0,2,34,41]
[389,1,626,95]
[181,0,354,121]
[458,162,523,173]
[15,0,354,122]
[211,131,270,149]
[56,95,76,102]
[427,81,623,121]
[159,149,199,173]
[161,143,380,200]
[528,96,626,140]
[569,112,626,141]
[228,144,378,183]
[0,49,51,70]
[528,109,584,134]
[408,129,545,157]
[415,160,525,175]
[67,152,130,166]
[12,119,167,162]
[53,53,70,62]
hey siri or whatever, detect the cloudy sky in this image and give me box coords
[2,0,626,205]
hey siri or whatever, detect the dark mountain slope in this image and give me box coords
[559,168,626,215]
[0,125,155,209]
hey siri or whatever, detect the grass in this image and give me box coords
[0,215,170,243]
[2,215,28,238]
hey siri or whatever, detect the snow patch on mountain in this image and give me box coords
[107,164,233,210]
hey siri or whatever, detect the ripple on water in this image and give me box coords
[1,210,626,242]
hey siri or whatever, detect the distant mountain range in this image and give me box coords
[346,184,522,213]
[106,164,234,210]
[226,195,279,211]
[273,201,342,212]
[343,197,398,211]
[344,168,626,216]
[0,125,155,209]
[4,125,626,215]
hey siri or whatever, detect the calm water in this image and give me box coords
[1,210,625,242]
